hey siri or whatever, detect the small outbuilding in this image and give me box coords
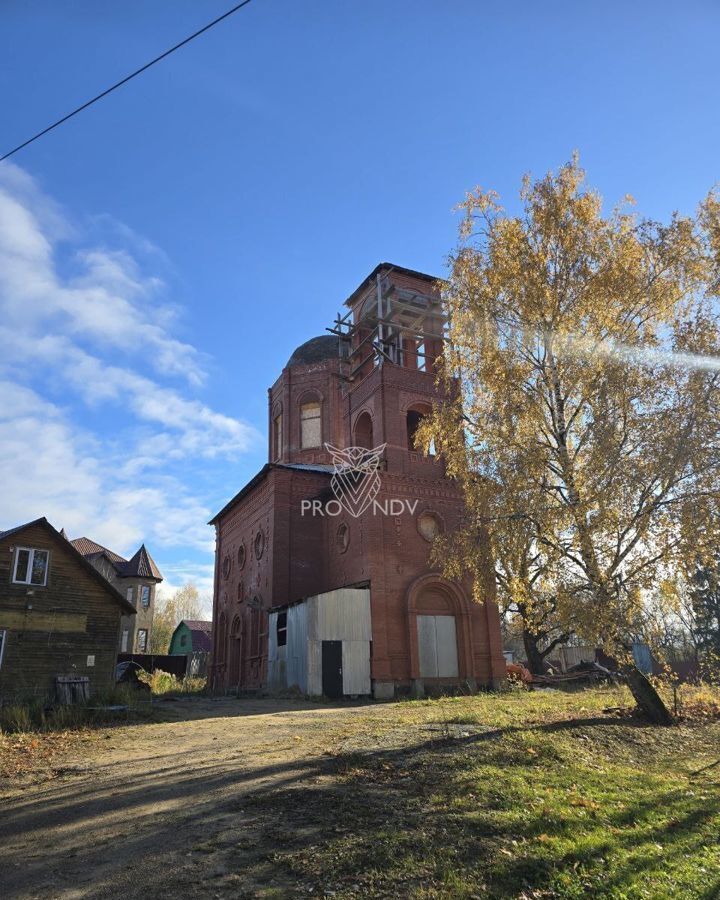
[267,588,372,698]
[169,619,213,656]
[0,518,136,701]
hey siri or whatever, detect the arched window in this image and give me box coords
[228,616,242,689]
[300,401,322,448]
[216,612,227,665]
[249,605,262,657]
[406,404,434,454]
[406,406,426,450]
[273,412,283,461]
[353,411,374,449]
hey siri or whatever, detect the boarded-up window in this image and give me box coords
[417,615,459,678]
[120,629,129,652]
[126,587,134,605]
[273,414,283,460]
[300,402,321,448]
[136,629,148,652]
[250,608,260,657]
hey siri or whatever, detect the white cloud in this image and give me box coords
[0,380,215,558]
[0,162,261,592]
[0,161,205,387]
[157,561,216,607]
[0,329,254,460]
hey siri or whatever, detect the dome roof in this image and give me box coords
[286,334,339,368]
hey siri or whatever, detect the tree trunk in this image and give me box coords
[523,629,549,675]
[624,665,674,725]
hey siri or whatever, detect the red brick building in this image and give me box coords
[208,264,505,699]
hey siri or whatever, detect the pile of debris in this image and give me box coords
[507,660,619,687]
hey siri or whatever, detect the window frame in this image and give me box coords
[299,400,322,449]
[140,585,151,608]
[0,629,6,670]
[136,629,148,652]
[277,611,288,647]
[273,412,283,461]
[12,547,49,586]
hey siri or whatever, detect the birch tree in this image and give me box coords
[423,158,720,723]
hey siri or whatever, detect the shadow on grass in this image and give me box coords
[1,706,716,899]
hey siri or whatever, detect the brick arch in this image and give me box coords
[352,409,375,449]
[296,388,324,405]
[406,573,475,680]
[400,398,432,416]
[405,401,432,451]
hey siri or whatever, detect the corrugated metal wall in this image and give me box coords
[314,589,371,641]
[287,602,309,692]
[267,588,371,696]
[341,640,371,694]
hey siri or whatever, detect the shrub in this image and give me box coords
[136,669,206,696]
[0,704,35,733]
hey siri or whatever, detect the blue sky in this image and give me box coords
[1,0,718,601]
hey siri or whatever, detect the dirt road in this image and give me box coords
[0,696,395,899]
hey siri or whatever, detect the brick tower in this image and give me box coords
[209,264,506,698]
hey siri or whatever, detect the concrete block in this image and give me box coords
[373,680,395,700]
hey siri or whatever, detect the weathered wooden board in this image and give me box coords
[0,610,87,632]
[55,675,90,704]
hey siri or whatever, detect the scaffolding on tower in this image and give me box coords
[326,264,446,382]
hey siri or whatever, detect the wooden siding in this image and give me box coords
[169,622,192,656]
[0,610,88,632]
[0,523,125,700]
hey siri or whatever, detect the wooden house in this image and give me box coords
[0,518,136,701]
[169,620,213,656]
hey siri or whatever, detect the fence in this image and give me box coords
[558,646,596,672]
[117,653,187,679]
[187,652,209,678]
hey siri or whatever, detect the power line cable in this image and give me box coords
[1,0,255,162]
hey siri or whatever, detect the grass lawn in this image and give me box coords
[1,684,718,897]
[264,685,720,899]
